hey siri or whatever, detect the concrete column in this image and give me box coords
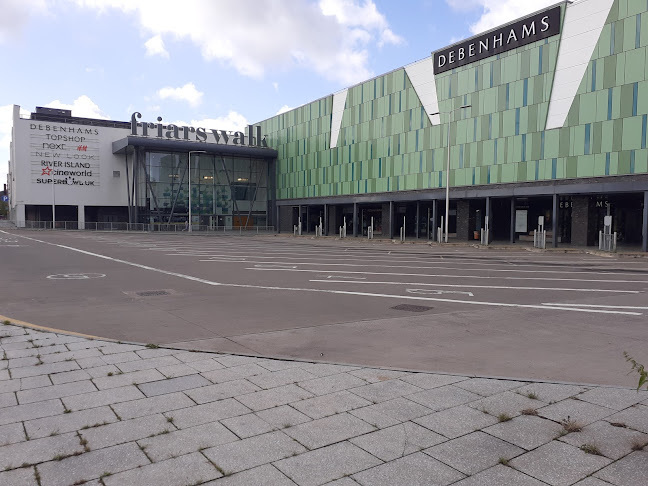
[431,200,437,240]
[416,201,420,239]
[552,194,559,248]
[571,196,592,247]
[642,191,648,252]
[276,206,280,233]
[389,201,394,239]
[78,205,85,230]
[15,204,26,228]
[353,202,358,237]
[456,200,471,240]
[510,197,516,243]
[324,204,328,236]
[305,206,309,234]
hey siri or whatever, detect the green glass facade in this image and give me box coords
[261,0,647,200]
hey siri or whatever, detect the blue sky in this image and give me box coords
[0,0,558,185]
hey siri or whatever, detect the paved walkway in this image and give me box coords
[1,323,647,486]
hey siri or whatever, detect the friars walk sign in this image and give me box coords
[130,112,268,148]
[433,5,561,74]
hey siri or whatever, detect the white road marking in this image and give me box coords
[254,264,298,269]
[249,267,648,284]
[317,275,367,280]
[308,280,638,293]
[541,303,648,309]
[2,230,642,317]
[46,273,106,280]
[407,289,474,297]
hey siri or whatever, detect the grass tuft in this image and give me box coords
[498,457,510,466]
[498,413,513,423]
[145,344,159,349]
[521,408,538,416]
[562,418,583,433]
[580,444,603,456]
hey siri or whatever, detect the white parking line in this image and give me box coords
[308,280,639,293]
[541,303,648,309]
[3,230,642,317]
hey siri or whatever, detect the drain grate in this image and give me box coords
[391,304,433,312]
[136,290,170,297]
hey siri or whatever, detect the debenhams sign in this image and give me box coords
[433,5,561,74]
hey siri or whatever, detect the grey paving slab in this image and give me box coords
[0,422,26,446]
[0,467,37,486]
[399,373,468,390]
[467,391,545,417]
[454,378,527,397]
[356,397,434,426]
[97,343,146,355]
[166,398,251,429]
[18,375,52,390]
[292,390,372,420]
[424,431,524,475]
[25,406,117,439]
[255,405,313,430]
[0,369,9,380]
[247,368,317,390]
[576,387,648,411]
[189,359,229,373]
[62,385,145,411]
[156,363,199,378]
[201,363,268,383]
[413,405,498,439]
[135,348,178,359]
[17,380,97,404]
[6,345,68,359]
[99,351,142,365]
[115,355,182,373]
[299,363,361,377]
[349,379,422,404]
[483,414,564,450]
[256,359,307,372]
[49,369,92,385]
[350,422,446,461]
[323,479,360,486]
[605,404,648,433]
[92,368,167,390]
[8,357,40,369]
[353,451,464,486]
[75,357,110,369]
[408,385,482,412]
[137,374,211,397]
[203,464,295,486]
[0,378,20,394]
[0,391,17,408]
[185,379,261,404]
[0,399,64,426]
[451,465,546,486]
[571,479,613,486]
[173,351,220,363]
[37,442,150,486]
[139,421,238,461]
[296,372,367,396]
[10,360,79,379]
[41,348,103,364]
[110,391,196,420]
[284,413,376,450]
[216,354,262,367]
[221,412,275,438]
[510,440,612,486]
[559,420,648,460]
[203,430,306,474]
[80,413,170,449]
[275,441,382,486]
[84,364,120,378]
[538,398,617,426]
[0,432,84,470]
[349,368,407,383]
[103,451,221,486]
[236,384,314,411]
[594,450,648,486]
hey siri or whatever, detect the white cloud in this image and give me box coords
[169,111,250,133]
[273,82,279,92]
[0,0,48,44]
[45,95,110,119]
[144,35,169,58]
[157,82,203,107]
[446,0,559,35]
[71,0,402,86]
[276,105,294,115]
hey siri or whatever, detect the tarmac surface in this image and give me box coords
[0,324,647,486]
[1,229,648,386]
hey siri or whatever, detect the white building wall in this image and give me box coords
[10,105,130,226]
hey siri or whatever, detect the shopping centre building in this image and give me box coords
[7,0,648,251]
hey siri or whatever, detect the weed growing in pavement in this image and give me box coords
[525,391,538,400]
[107,372,113,376]
[100,472,112,479]
[498,413,513,423]
[631,439,648,451]
[145,344,159,349]
[166,416,174,423]
[580,444,603,456]
[498,457,510,466]
[561,417,583,433]
[521,408,538,416]
[610,422,627,428]
[2,320,10,325]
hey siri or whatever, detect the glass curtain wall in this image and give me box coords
[136,152,269,228]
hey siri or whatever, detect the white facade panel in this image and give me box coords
[546,0,615,130]
[405,57,441,126]
[329,89,348,149]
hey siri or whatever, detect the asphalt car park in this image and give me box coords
[2,229,647,386]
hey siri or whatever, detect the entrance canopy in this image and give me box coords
[112,136,278,159]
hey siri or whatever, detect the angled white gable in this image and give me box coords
[405,57,441,126]
[329,89,348,149]
[545,0,615,130]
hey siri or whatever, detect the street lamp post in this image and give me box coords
[187,150,206,233]
[430,105,471,242]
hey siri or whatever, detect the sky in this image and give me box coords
[0,0,562,186]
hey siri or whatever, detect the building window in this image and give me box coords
[113,171,120,178]
[605,153,611,175]
[591,60,597,92]
[585,123,591,155]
